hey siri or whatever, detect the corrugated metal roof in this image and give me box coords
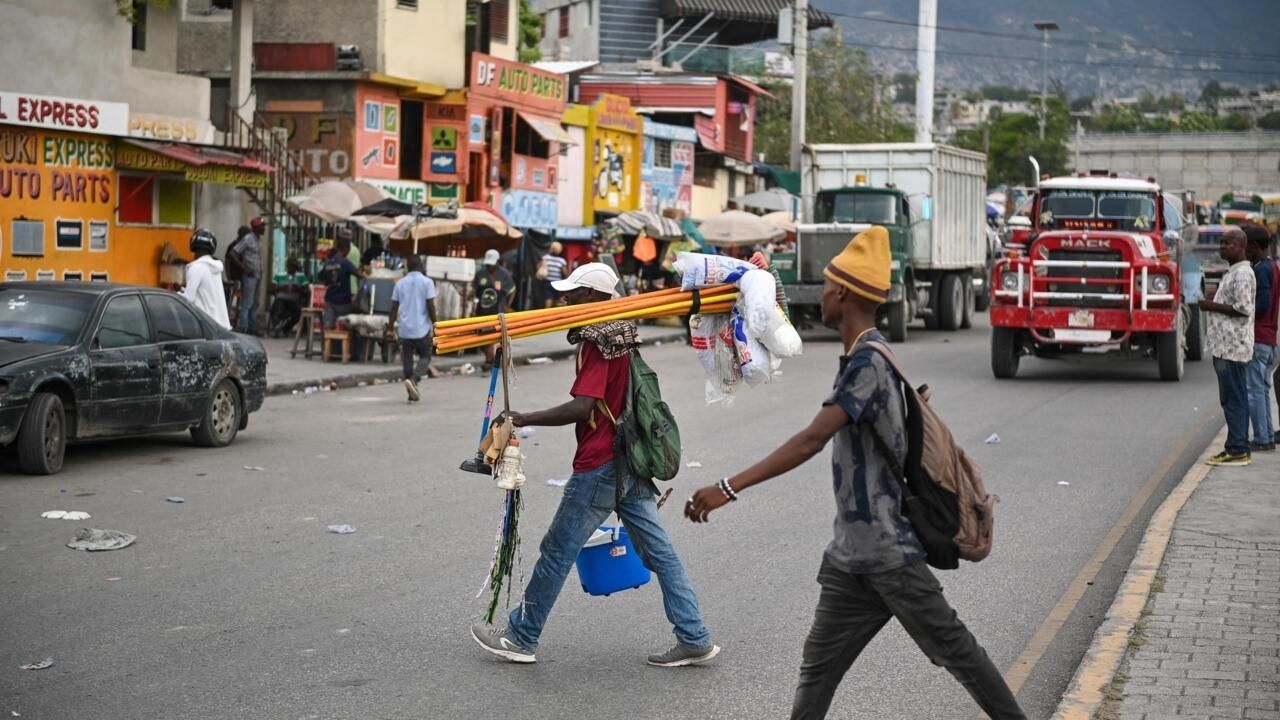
[660,0,833,27]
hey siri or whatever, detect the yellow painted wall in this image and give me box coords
[1,126,190,285]
[380,0,467,89]
[691,168,731,221]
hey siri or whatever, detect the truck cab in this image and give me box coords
[989,172,1199,382]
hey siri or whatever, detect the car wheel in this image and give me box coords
[18,392,66,475]
[192,379,242,447]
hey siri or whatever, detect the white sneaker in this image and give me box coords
[404,378,421,402]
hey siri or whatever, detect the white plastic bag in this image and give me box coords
[738,269,782,335]
[690,313,740,401]
[730,310,773,386]
[674,252,756,290]
[764,319,803,358]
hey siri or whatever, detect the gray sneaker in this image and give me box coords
[404,379,421,402]
[470,622,536,663]
[647,642,721,667]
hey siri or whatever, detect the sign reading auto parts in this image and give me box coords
[116,144,268,189]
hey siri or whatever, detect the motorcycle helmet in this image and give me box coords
[189,228,217,255]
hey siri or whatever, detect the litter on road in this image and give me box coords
[545,478,568,487]
[327,524,357,534]
[18,658,53,671]
[527,357,553,365]
[243,466,265,472]
[686,461,703,468]
[985,433,1001,445]
[41,511,91,520]
[515,427,536,439]
[1058,481,1071,486]
[165,497,185,503]
[66,528,137,552]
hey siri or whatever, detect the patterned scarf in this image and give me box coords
[569,320,639,359]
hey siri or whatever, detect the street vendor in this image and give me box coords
[470,262,719,668]
[319,232,366,328]
[473,249,515,371]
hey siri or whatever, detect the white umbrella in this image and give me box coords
[730,187,797,213]
[287,180,390,223]
[606,210,684,240]
[760,211,797,234]
[698,210,787,247]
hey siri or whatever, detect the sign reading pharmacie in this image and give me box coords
[0,91,130,136]
[115,142,268,189]
[469,52,567,114]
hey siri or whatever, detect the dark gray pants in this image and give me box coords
[792,558,1025,720]
[401,335,433,383]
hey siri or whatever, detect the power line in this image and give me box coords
[837,37,1280,78]
[823,10,1280,65]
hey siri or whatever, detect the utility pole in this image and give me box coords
[1034,21,1058,141]
[914,0,936,144]
[789,0,807,175]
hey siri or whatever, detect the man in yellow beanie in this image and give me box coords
[684,228,1025,719]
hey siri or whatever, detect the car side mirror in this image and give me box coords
[1162,230,1180,246]
[91,335,102,351]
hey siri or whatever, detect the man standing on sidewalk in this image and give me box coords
[473,249,515,371]
[230,217,264,335]
[684,227,1024,720]
[319,234,365,328]
[182,229,231,331]
[1244,223,1279,452]
[387,257,437,402]
[1201,226,1256,466]
[470,263,718,668]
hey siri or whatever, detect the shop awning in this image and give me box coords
[123,139,274,173]
[519,112,577,145]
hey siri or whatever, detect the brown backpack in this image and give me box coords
[860,340,997,569]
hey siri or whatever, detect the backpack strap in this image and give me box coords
[852,338,925,503]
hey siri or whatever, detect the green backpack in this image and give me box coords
[596,349,682,483]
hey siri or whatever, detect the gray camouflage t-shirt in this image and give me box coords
[822,335,925,574]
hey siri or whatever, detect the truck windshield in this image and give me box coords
[0,288,93,345]
[817,192,898,224]
[1039,189,1158,231]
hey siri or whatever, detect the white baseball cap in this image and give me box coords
[551,262,621,298]
[483,249,500,266]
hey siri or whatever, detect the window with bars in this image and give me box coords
[653,139,673,169]
[11,220,44,256]
[490,0,509,41]
[396,0,418,8]
[558,8,569,38]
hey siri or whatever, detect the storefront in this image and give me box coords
[0,91,270,286]
[641,120,696,217]
[582,93,642,225]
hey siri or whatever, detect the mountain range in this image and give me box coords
[812,0,1280,99]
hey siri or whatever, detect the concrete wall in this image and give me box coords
[178,0,378,74]
[0,0,210,120]
[1071,131,1280,200]
[380,0,466,88]
[537,0,599,63]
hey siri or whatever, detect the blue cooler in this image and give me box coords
[576,524,651,596]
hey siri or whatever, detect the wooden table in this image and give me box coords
[290,307,323,359]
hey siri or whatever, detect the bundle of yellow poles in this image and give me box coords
[434,284,738,354]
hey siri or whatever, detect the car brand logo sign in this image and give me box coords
[1059,238,1112,249]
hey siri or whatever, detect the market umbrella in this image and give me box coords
[730,187,797,214]
[760,211,797,234]
[606,210,684,240]
[697,210,787,247]
[353,197,414,218]
[385,207,523,256]
[287,180,390,223]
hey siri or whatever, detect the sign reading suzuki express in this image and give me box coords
[0,92,130,136]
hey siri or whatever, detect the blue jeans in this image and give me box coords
[237,275,259,334]
[1214,356,1250,455]
[508,461,711,651]
[1248,343,1277,444]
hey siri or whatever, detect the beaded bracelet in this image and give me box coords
[718,478,739,502]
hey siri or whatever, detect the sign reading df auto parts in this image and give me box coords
[470,53,566,114]
[0,91,130,136]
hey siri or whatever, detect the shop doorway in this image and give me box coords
[467,151,486,202]
[401,100,423,181]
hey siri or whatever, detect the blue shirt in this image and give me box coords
[320,256,359,305]
[822,333,925,574]
[391,271,438,340]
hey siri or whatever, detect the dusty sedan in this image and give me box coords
[0,283,267,474]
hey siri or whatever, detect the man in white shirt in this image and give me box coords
[182,229,231,331]
[1200,226,1256,466]
[387,256,437,402]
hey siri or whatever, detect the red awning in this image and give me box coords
[124,139,275,173]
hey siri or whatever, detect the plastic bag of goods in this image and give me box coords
[730,310,773,386]
[763,313,803,358]
[690,314,740,404]
[674,252,756,290]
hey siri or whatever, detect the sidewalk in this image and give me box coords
[262,323,687,396]
[1058,432,1280,719]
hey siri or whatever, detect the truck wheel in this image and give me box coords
[18,392,66,475]
[991,328,1020,379]
[1184,305,1203,362]
[974,263,992,312]
[960,276,975,329]
[887,299,909,342]
[939,274,964,331]
[1156,319,1185,382]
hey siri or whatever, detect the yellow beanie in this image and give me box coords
[823,226,891,304]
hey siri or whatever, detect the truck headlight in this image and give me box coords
[1001,273,1019,291]
[1148,274,1170,294]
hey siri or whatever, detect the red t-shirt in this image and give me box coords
[571,342,630,473]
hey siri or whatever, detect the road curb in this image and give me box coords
[1050,423,1227,720]
[265,330,687,397]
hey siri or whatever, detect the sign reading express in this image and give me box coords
[0,91,130,136]
[470,53,566,114]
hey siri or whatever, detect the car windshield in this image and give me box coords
[1226,199,1261,212]
[1039,189,1158,231]
[0,288,94,345]
[818,192,898,224]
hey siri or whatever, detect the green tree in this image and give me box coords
[893,72,916,103]
[754,33,911,165]
[953,99,1070,186]
[517,0,542,63]
[1090,104,1141,132]
[1222,112,1253,131]
[1070,95,1095,112]
[1177,109,1221,132]
[980,85,1034,102]
[1258,111,1280,130]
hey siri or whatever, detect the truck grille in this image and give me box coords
[1039,250,1127,308]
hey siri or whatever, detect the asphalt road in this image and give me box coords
[0,315,1223,720]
